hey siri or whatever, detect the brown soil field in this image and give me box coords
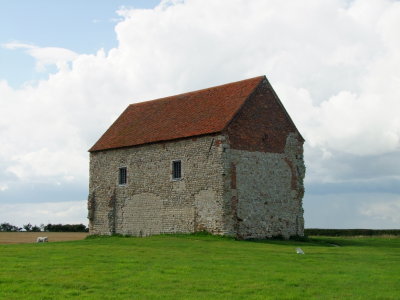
[0,232,89,244]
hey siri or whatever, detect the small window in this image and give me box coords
[119,167,127,185]
[172,160,182,180]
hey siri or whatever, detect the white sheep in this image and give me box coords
[36,237,48,243]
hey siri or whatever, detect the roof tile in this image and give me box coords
[89,76,264,152]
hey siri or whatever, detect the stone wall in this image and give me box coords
[89,130,305,238]
[222,77,306,239]
[88,77,305,238]
[89,134,227,236]
[223,132,305,239]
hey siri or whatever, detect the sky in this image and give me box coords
[0,0,399,229]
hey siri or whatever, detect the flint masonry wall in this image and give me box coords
[88,78,305,238]
[223,78,305,238]
[223,132,305,239]
[88,134,227,236]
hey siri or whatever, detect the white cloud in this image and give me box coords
[1,0,399,175]
[360,199,400,224]
[0,201,87,227]
[6,148,87,182]
[3,42,78,72]
[1,0,400,226]
[110,0,400,157]
[3,42,36,50]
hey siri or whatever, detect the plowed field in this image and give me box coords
[0,232,88,244]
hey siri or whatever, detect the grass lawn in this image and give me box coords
[0,234,399,299]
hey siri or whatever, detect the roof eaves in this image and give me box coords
[88,106,131,152]
[88,132,221,153]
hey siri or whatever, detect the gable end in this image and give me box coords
[224,78,303,153]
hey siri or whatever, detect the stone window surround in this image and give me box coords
[118,166,127,186]
[116,160,185,186]
[171,159,183,181]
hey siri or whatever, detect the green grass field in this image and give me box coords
[0,234,399,299]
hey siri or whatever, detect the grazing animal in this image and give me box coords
[296,247,305,254]
[36,237,48,243]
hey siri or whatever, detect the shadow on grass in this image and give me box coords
[85,231,400,248]
[248,235,400,248]
[243,236,338,247]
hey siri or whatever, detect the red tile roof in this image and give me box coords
[89,76,265,152]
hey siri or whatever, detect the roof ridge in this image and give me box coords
[129,75,265,107]
[90,75,266,152]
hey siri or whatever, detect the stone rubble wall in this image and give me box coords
[88,78,305,238]
[88,134,226,236]
[223,132,305,239]
[88,131,305,239]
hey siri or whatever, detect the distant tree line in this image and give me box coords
[43,223,88,232]
[305,228,400,236]
[0,222,21,232]
[0,222,88,232]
